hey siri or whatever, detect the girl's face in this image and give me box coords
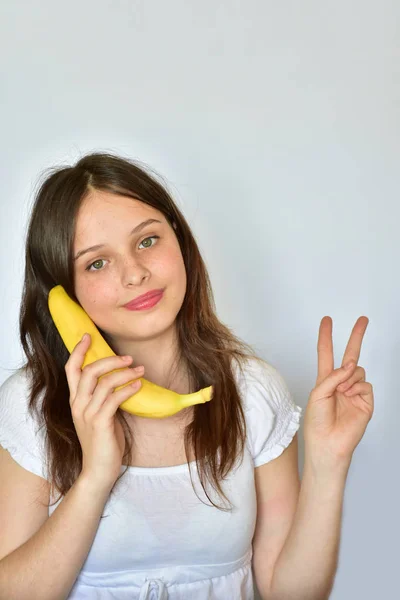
[72,190,187,344]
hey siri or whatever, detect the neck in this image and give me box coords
[108,322,189,392]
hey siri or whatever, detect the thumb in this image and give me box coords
[313,362,357,399]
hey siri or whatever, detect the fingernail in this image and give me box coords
[82,333,89,341]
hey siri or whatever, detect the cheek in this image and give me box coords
[169,249,187,288]
[155,247,187,298]
[75,278,119,311]
[153,246,186,278]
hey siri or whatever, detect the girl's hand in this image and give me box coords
[65,333,144,492]
[304,316,374,472]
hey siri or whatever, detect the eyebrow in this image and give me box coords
[74,218,163,261]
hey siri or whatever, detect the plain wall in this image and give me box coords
[1,2,398,598]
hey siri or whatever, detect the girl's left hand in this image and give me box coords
[304,316,374,470]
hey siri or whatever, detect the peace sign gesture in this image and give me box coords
[304,316,374,472]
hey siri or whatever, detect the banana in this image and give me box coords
[47,285,213,418]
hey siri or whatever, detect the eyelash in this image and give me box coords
[84,236,160,272]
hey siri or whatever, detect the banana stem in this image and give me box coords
[179,386,213,408]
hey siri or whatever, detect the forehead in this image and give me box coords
[74,191,162,235]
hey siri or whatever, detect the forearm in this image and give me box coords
[267,459,350,600]
[0,475,111,600]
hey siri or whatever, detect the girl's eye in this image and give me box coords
[85,258,106,272]
[138,235,160,250]
[85,236,160,272]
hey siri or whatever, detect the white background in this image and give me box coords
[1,2,398,598]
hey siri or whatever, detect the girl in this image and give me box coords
[0,152,373,599]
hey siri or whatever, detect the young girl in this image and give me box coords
[0,152,373,600]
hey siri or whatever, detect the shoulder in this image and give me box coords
[0,366,42,421]
[0,366,33,393]
[0,367,47,479]
[232,356,303,467]
[0,366,32,405]
[233,355,294,411]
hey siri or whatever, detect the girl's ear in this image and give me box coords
[172,221,177,230]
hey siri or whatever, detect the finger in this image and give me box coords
[336,366,366,392]
[100,378,143,421]
[312,361,358,400]
[341,316,369,368]
[343,382,375,415]
[73,354,133,414]
[317,316,334,385]
[343,382,373,397]
[84,366,144,419]
[65,333,92,402]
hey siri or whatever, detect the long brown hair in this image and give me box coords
[17,151,261,511]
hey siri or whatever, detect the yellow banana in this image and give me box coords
[48,285,213,418]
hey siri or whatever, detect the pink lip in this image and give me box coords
[123,289,164,310]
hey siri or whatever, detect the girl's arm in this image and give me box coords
[0,468,112,600]
[267,458,350,600]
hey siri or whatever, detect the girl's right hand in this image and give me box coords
[64,333,144,492]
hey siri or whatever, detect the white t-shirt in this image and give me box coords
[0,357,303,600]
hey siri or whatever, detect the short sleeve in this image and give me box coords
[0,368,48,480]
[238,358,303,467]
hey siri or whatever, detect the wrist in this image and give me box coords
[77,471,115,500]
[304,449,352,482]
[301,460,349,510]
